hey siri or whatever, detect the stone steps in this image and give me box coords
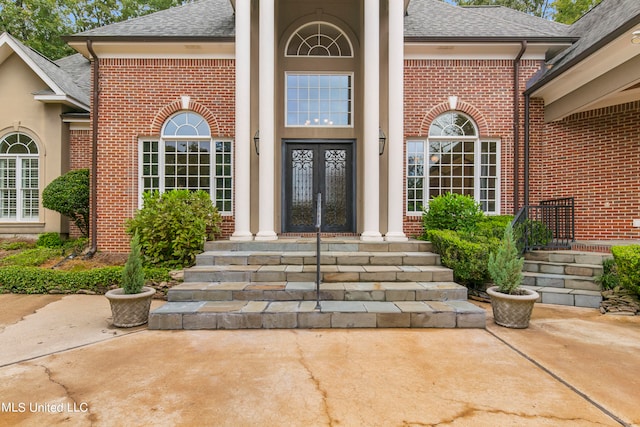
[521,250,610,309]
[149,299,486,330]
[184,264,454,283]
[167,281,468,302]
[150,238,485,330]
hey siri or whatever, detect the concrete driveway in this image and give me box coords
[0,294,638,426]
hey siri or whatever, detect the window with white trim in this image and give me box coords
[0,133,39,221]
[140,112,232,213]
[286,73,353,127]
[406,112,499,214]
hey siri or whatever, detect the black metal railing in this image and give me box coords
[512,197,575,253]
[315,193,322,309]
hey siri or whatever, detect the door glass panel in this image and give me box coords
[291,149,314,227]
[324,149,347,227]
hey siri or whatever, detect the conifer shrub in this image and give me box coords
[126,190,222,267]
[42,169,90,237]
[487,224,524,294]
[121,233,145,294]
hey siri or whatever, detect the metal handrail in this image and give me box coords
[512,197,575,253]
[315,193,322,309]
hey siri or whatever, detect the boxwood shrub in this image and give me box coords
[427,229,500,287]
[610,245,640,296]
[0,266,172,295]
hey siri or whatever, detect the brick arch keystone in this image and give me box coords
[150,99,220,135]
[419,101,489,136]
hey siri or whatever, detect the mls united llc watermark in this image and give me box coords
[1,401,89,413]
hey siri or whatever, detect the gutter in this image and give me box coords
[513,40,527,214]
[525,12,640,95]
[85,39,99,258]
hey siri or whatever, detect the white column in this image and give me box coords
[361,0,383,241]
[231,0,253,241]
[385,0,407,241]
[255,0,277,240]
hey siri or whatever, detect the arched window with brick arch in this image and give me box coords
[0,132,39,221]
[406,111,500,214]
[139,111,233,213]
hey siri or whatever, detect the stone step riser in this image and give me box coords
[168,284,467,303]
[149,300,485,330]
[523,262,603,278]
[184,270,454,283]
[523,286,602,309]
[196,254,440,267]
[523,274,599,292]
[524,251,612,265]
[204,241,434,253]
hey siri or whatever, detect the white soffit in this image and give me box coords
[404,42,564,60]
[531,31,640,104]
[68,41,235,59]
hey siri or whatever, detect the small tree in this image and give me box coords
[42,169,90,237]
[121,232,145,294]
[487,224,524,294]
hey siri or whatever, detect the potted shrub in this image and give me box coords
[486,224,539,328]
[105,233,155,327]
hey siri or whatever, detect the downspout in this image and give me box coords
[524,93,530,207]
[513,40,527,214]
[85,40,99,258]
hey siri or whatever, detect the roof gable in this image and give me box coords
[0,32,90,110]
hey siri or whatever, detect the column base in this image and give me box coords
[360,231,384,242]
[255,231,278,241]
[384,232,408,242]
[230,231,254,241]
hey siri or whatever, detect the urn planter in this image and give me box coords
[487,286,539,329]
[105,286,156,327]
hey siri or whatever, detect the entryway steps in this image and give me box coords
[203,239,434,253]
[168,281,467,303]
[522,250,612,309]
[184,264,453,283]
[196,251,440,266]
[149,299,486,330]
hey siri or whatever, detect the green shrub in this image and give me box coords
[427,229,499,287]
[476,215,513,239]
[42,169,90,237]
[513,219,553,251]
[0,266,172,294]
[487,224,524,294]
[595,258,619,291]
[422,193,484,234]
[36,232,64,248]
[126,190,222,267]
[0,240,35,251]
[0,247,61,267]
[122,233,145,294]
[610,245,640,296]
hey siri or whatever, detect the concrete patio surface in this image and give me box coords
[0,294,638,426]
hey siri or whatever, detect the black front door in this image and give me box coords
[283,141,355,233]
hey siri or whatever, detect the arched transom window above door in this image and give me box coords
[285,21,353,57]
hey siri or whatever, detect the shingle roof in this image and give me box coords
[69,0,569,41]
[2,33,90,108]
[528,0,640,90]
[71,0,234,39]
[405,0,570,40]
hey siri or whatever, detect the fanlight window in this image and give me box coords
[286,22,353,57]
[0,132,39,221]
[429,112,477,137]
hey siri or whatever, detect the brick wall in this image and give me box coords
[67,129,92,238]
[530,100,640,240]
[402,59,544,237]
[94,58,235,252]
